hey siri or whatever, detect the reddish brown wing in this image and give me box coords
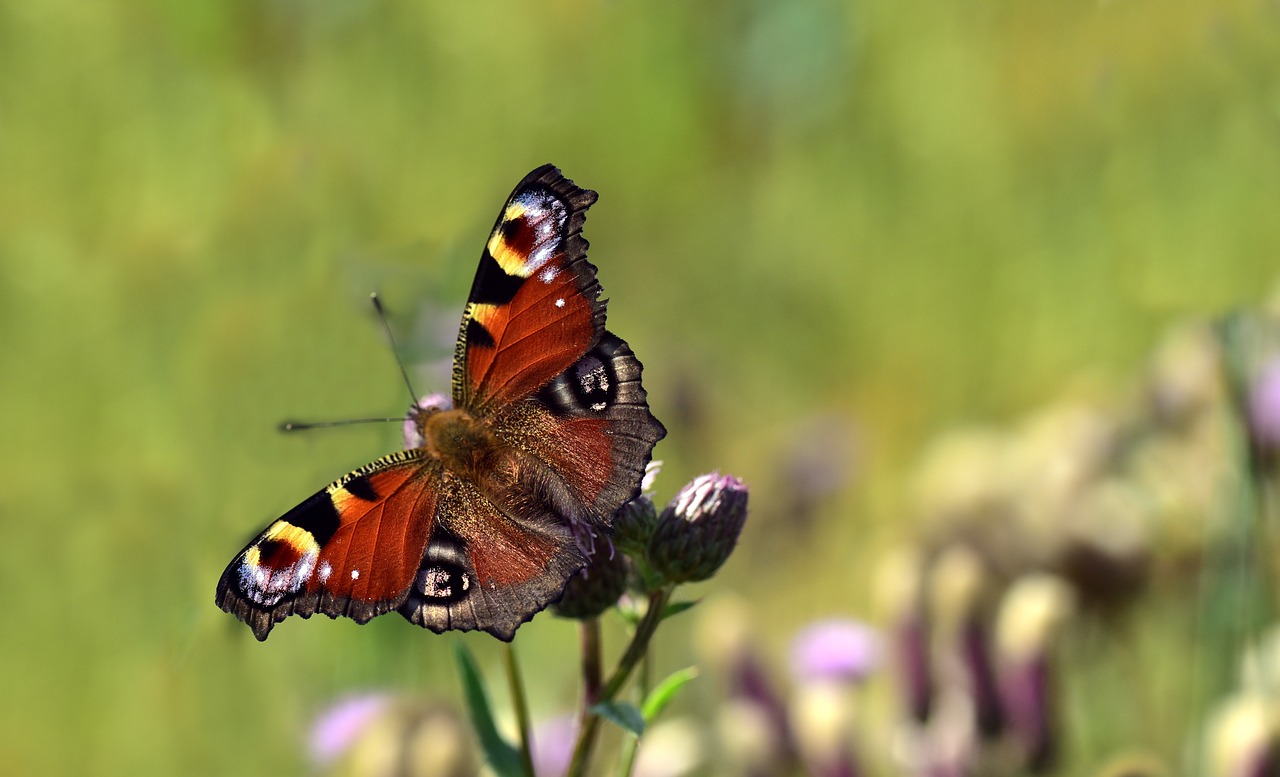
[216,451,439,640]
[453,165,604,414]
[502,333,666,525]
[398,473,587,640]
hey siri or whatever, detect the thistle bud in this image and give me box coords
[996,574,1076,773]
[552,547,629,620]
[613,494,660,557]
[649,473,749,585]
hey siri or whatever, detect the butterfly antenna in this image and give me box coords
[278,417,403,433]
[370,292,420,404]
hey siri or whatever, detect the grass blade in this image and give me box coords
[455,643,526,777]
[641,667,699,722]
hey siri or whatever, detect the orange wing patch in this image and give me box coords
[465,271,596,407]
[311,463,437,605]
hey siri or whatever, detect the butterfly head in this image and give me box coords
[402,394,453,449]
[405,405,508,486]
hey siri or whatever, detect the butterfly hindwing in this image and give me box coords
[497,332,667,525]
[398,474,587,640]
[216,452,439,640]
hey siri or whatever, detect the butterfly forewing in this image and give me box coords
[216,453,438,640]
[453,165,604,413]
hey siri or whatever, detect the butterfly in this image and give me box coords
[216,165,666,641]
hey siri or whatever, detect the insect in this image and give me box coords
[216,165,666,641]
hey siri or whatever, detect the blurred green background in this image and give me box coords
[2,0,1278,775]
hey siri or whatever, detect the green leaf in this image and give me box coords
[454,643,526,777]
[590,700,646,737]
[660,599,700,621]
[641,667,699,721]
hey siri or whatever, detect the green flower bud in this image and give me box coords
[612,494,659,557]
[552,546,629,620]
[649,473,749,584]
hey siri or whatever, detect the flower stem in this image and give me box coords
[616,649,652,777]
[504,642,536,777]
[581,618,603,708]
[600,587,671,701]
[618,738,641,777]
[566,587,673,777]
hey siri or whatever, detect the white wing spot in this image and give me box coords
[319,561,332,583]
[351,569,360,580]
[555,298,565,308]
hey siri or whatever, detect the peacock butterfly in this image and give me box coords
[216,165,666,641]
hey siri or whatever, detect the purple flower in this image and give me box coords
[961,619,1004,738]
[1001,657,1055,771]
[790,620,881,684]
[731,651,798,766]
[307,693,391,767]
[649,473,750,584]
[532,714,578,777]
[1249,356,1280,450]
[894,613,934,722]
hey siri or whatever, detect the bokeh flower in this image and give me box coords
[532,714,578,777]
[790,682,864,777]
[1206,694,1280,777]
[716,698,786,777]
[634,716,707,777]
[695,595,798,771]
[1248,355,1280,451]
[789,619,881,685]
[309,693,392,767]
[874,547,934,722]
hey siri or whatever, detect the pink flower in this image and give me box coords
[1249,356,1280,450]
[307,693,391,767]
[790,620,881,684]
[532,714,578,777]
